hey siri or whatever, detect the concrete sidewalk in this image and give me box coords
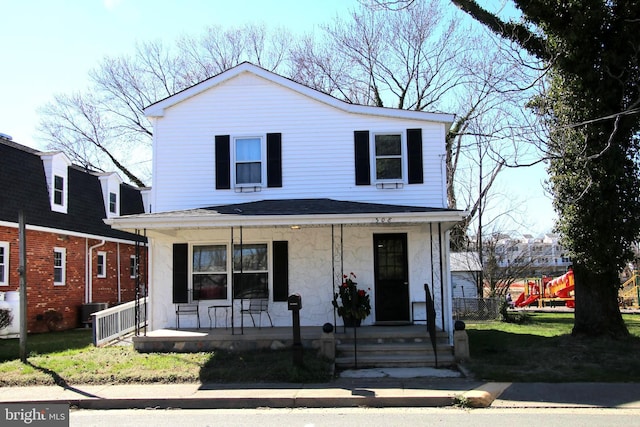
[3,378,640,410]
[0,376,506,409]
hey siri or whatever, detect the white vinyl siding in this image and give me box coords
[151,72,447,212]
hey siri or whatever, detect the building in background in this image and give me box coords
[0,136,147,333]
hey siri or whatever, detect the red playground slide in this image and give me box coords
[516,294,540,307]
[514,293,525,307]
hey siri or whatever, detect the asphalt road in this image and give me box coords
[70,407,640,427]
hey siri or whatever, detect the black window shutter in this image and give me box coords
[215,135,231,189]
[173,243,189,303]
[272,241,289,302]
[267,133,282,188]
[354,130,370,185]
[407,128,424,184]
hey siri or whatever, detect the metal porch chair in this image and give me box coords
[240,298,273,328]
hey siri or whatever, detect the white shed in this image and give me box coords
[450,252,481,299]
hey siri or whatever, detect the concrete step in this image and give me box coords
[335,352,456,369]
[332,325,454,369]
[336,342,449,353]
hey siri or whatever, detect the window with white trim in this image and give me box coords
[109,192,117,214]
[97,251,106,278]
[192,245,228,301]
[234,136,264,186]
[53,247,66,286]
[130,255,138,279]
[373,133,403,182]
[233,243,268,299]
[53,175,65,206]
[0,242,8,286]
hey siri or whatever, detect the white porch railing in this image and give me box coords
[92,297,148,346]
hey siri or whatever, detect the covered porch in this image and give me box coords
[108,199,466,350]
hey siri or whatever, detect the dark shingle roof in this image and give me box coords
[0,139,145,242]
[204,198,459,216]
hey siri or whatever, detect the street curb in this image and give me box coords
[461,382,511,408]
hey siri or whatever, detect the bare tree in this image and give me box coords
[479,234,539,298]
[290,0,545,250]
[38,25,292,187]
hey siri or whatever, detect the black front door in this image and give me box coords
[373,233,410,323]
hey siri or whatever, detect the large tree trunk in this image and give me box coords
[572,263,628,338]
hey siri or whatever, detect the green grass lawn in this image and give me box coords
[464,313,640,382]
[0,330,332,386]
[2,313,640,386]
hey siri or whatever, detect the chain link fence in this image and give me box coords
[453,297,501,321]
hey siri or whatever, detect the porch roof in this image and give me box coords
[105,198,467,231]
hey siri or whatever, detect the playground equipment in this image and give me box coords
[619,273,640,308]
[514,269,575,308]
[512,269,640,309]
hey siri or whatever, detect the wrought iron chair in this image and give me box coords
[240,298,273,328]
[176,289,200,329]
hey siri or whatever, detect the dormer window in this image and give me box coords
[109,192,117,214]
[53,175,65,206]
[40,152,71,214]
[98,173,122,218]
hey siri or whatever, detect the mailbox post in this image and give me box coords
[287,294,303,366]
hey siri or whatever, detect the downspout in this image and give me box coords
[116,242,121,304]
[87,240,106,303]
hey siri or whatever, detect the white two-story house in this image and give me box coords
[108,62,466,339]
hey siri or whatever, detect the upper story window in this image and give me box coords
[235,137,263,186]
[53,247,66,286]
[109,192,117,214]
[0,242,8,286]
[53,175,64,206]
[98,173,122,218]
[354,129,423,187]
[374,133,403,181]
[40,152,71,214]
[215,133,282,191]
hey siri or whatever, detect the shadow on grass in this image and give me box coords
[466,328,640,382]
[198,349,333,384]
[0,329,93,362]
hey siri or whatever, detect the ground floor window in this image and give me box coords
[233,243,268,299]
[0,242,8,286]
[190,243,269,301]
[192,245,228,300]
[53,247,66,286]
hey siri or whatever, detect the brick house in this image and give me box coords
[0,136,147,333]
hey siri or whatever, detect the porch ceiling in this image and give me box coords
[106,198,467,232]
